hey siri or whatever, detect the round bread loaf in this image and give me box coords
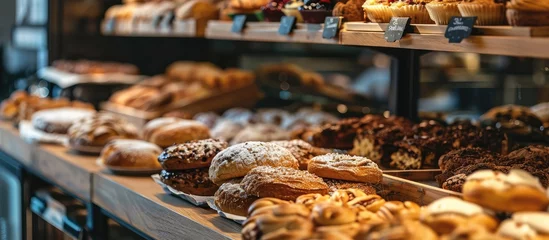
[272,139,331,170]
[143,118,211,148]
[208,142,299,184]
[100,139,162,169]
[308,153,383,183]
[31,107,96,134]
[240,166,329,201]
[158,139,228,170]
[68,113,138,148]
[214,182,258,216]
[160,169,218,196]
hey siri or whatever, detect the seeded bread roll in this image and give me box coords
[158,139,228,170]
[214,182,259,216]
[160,169,218,196]
[208,142,299,184]
[308,153,383,184]
[100,139,162,169]
[143,118,211,148]
[240,166,329,201]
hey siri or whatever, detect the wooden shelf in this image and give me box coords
[340,30,549,59]
[93,173,241,240]
[205,21,338,45]
[0,121,33,166]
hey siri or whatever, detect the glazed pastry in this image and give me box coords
[362,0,395,23]
[31,107,96,134]
[390,0,434,24]
[272,139,330,170]
[247,198,291,216]
[240,166,329,201]
[497,212,549,240]
[311,203,357,226]
[215,182,259,216]
[230,124,290,145]
[330,189,369,205]
[143,118,211,148]
[242,203,313,240]
[358,220,438,240]
[308,153,383,183]
[457,0,506,25]
[462,169,549,212]
[506,0,549,26]
[420,197,498,235]
[425,0,462,25]
[157,139,228,170]
[208,142,299,184]
[376,201,421,222]
[443,224,509,240]
[346,194,387,212]
[68,113,138,149]
[100,139,162,169]
[160,168,219,196]
[295,193,332,210]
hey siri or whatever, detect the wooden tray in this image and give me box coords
[380,174,460,205]
[101,83,262,128]
[383,169,442,182]
[344,22,549,37]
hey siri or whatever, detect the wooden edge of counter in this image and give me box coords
[0,121,34,166]
[382,174,461,205]
[92,173,241,240]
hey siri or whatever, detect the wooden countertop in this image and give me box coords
[0,122,241,239]
[93,173,241,240]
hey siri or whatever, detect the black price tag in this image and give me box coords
[322,17,343,39]
[160,12,175,29]
[445,16,477,43]
[104,18,116,33]
[384,17,411,42]
[278,16,297,35]
[232,15,247,33]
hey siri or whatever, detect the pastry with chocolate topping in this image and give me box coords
[159,168,218,196]
[438,147,498,172]
[158,139,228,170]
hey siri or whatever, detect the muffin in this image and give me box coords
[390,0,434,24]
[457,0,506,25]
[506,0,549,26]
[362,0,394,23]
[426,0,462,25]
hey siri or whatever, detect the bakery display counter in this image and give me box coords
[93,173,241,240]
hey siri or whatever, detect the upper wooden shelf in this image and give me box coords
[101,19,549,59]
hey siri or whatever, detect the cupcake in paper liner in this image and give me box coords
[362,0,394,23]
[390,0,434,24]
[458,0,506,25]
[506,0,549,26]
[426,0,462,25]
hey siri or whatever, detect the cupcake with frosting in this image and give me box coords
[362,0,396,23]
[426,0,462,25]
[390,0,434,24]
[458,0,506,25]
[506,0,549,26]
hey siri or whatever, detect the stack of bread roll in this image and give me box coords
[142,117,211,148]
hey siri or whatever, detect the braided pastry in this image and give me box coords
[376,201,421,222]
[311,203,357,226]
[347,195,386,212]
[330,189,368,205]
[295,194,332,210]
[247,198,290,217]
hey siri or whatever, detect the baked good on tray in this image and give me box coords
[323,179,376,195]
[157,139,228,170]
[272,139,331,170]
[497,212,549,240]
[425,0,462,25]
[362,0,394,23]
[143,118,211,148]
[214,182,259,216]
[390,0,434,24]
[462,169,549,212]
[457,0,506,25]
[100,139,162,169]
[208,141,299,184]
[31,107,96,134]
[159,168,218,196]
[240,166,329,201]
[506,0,549,26]
[68,113,138,149]
[333,0,365,22]
[308,153,383,183]
[230,124,290,145]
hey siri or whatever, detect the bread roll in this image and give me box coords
[214,182,258,216]
[31,107,96,134]
[143,118,211,148]
[158,139,228,170]
[100,139,162,169]
[208,141,298,184]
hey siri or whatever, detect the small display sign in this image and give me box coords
[232,15,247,33]
[384,17,411,42]
[445,16,477,43]
[279,16,297,35]
[322,17,343,39]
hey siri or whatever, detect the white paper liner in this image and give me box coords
[19,120,68,144]
[206,198,246,224]
[151,174,214,207]
[96,158,162,175]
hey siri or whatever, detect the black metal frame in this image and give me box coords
[0,151,27,240]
